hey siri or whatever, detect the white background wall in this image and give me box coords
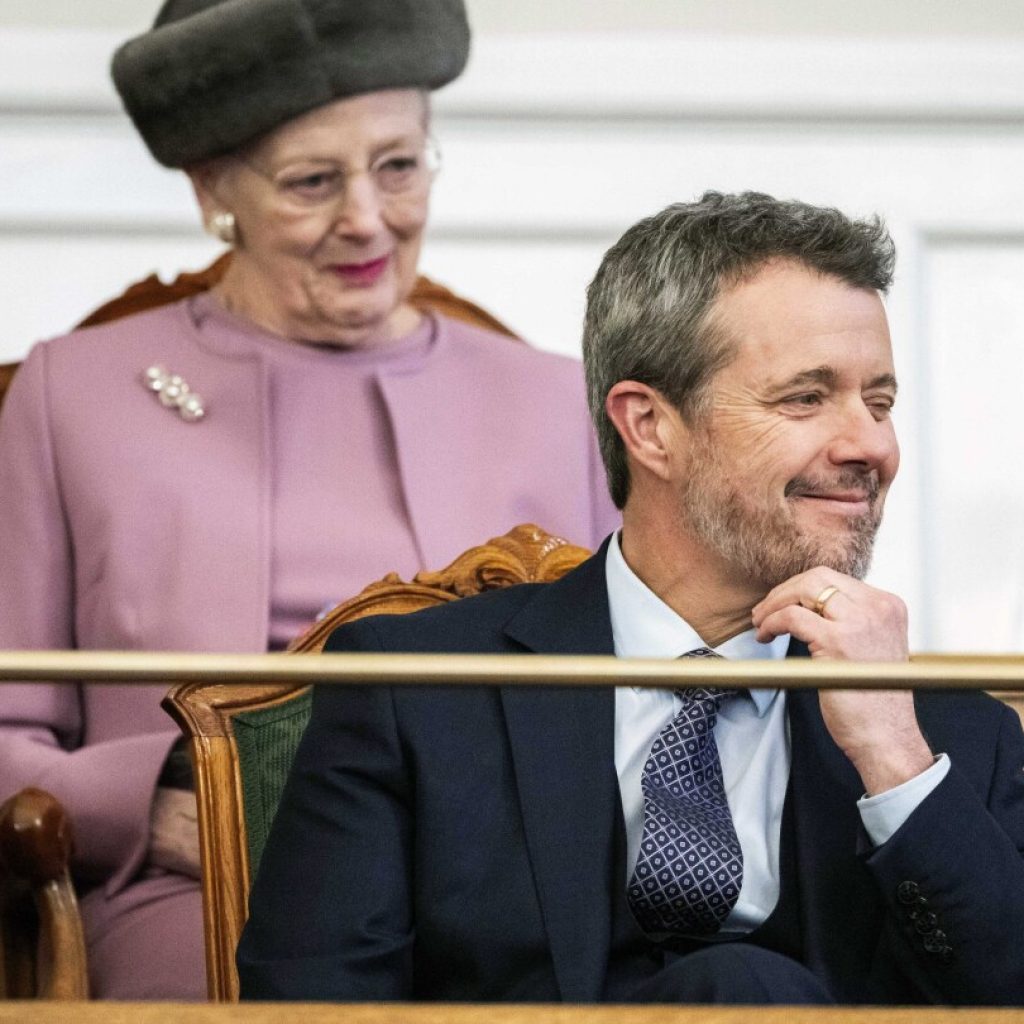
[2,3,1024,652]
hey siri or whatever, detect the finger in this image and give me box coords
[755,604,834,646]
[752,568,842,621]
[752,567,854,625]
[760,601,908,660]
[810,585,857,621]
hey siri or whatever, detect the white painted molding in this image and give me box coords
[0,30,120,111]
[3,28,1024,120]
[453,33,1024,121]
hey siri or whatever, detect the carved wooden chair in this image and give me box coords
[160,524,590,1002]
[0,789,87,999]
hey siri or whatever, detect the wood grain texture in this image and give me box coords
[161,524,590,1001]
[0,789,87,999]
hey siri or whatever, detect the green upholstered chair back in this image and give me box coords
[232,689,314,877]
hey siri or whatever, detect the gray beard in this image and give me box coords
[679,465,882,589]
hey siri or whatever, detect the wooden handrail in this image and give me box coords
[0,1005,1021,1022]
[0,1003,1022,1022]
[0,650,1023,689]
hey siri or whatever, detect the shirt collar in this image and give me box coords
[605,530,789,717]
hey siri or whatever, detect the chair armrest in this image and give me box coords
[0,788,88,999]
[0,788,74,884]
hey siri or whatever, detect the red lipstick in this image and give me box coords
[330,255,390,286]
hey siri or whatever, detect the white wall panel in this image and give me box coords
[421,236,613,358]
[920,240,1024,651]
[0,233,220,344]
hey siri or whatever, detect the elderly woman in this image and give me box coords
[0,0,618,1001]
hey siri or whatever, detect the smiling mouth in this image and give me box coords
[329,255,390,286]
[785,474,880,517]
[792,493,871,513]
[796,491,870,504]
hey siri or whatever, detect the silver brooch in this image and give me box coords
[142,365,206,422]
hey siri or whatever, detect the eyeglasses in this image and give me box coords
[244,138,441,212]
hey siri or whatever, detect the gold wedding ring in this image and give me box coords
[812,585,841,617]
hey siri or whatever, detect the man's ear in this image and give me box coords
[605,381,685,484]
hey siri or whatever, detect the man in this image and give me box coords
[238,192,1024,1005]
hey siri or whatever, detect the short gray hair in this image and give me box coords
[582,190,896,508]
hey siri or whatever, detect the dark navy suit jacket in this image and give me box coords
[238,546,1024,1004]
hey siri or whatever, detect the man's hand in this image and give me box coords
[148,787,202,879]
[751,567,933,796]
[751,566,908,662]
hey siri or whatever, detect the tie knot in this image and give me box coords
[675,685,736,710]
[676,649,733,707]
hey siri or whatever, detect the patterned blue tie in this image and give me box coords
[627,647,743,936]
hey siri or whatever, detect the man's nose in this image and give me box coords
[828,400,897,468]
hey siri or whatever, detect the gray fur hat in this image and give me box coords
[112,0,470,168]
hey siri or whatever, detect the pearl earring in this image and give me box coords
[207,211,237,245]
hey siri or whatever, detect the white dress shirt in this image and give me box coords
[606,531,948,935]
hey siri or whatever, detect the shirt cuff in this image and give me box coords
[857,753,950,847]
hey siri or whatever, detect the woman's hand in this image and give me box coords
[148,787,201,879]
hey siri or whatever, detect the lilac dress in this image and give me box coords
[0,293,619,999]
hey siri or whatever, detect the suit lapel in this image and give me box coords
[499,547,619,1001]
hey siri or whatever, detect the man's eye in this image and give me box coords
[382,156,420,172]
[786,393,822,407]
